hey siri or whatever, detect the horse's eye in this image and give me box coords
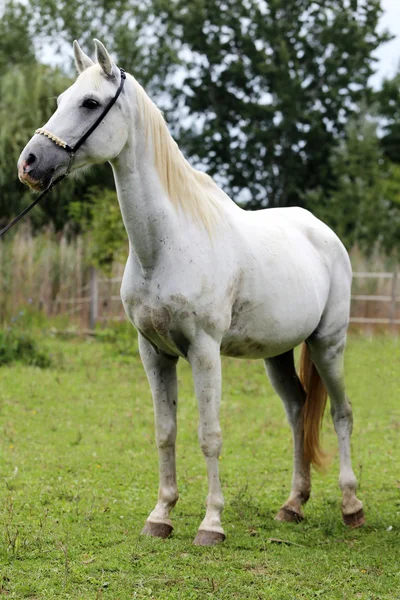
[82,98,100,110]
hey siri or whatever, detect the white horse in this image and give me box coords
[18,40,364,545]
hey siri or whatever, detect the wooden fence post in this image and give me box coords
[89,267,98,330]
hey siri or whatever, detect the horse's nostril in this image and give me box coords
[23,153,38,172]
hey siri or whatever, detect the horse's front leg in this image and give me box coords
[189,334,225,546]
[139,333,179,539]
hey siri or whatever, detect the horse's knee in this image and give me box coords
[156,422,176,449]
[199,426,222,457]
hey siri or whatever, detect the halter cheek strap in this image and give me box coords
[0,67,126,238]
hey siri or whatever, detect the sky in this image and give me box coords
[370,0,400,89]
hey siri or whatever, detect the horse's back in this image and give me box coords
[218,206,352,358]
[235,205,351,285]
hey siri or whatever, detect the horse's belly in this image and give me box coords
[220,329,313,359]
[221,301,321,359]
[221,333,298,359]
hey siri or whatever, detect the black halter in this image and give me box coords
[0,67,126,238]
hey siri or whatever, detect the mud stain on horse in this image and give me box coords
[221,336,265,358]
[151,306,171,336]
[170,293,189,306]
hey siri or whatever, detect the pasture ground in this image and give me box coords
[0,330,399,599]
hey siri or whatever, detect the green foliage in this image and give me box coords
[69,187,127,273]
[306,113,400,257]
[0,335,399,597]
[0,326,51,368]
[28,0,178,90]
[0,2,35,75]
[375,70,400,163]
[95,321,139,357]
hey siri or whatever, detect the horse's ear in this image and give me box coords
[73,40,94,73]
[93,39,115,77]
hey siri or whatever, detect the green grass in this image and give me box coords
[0,333,399,599]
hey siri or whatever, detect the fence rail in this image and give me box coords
[57,269,399,330]
[350,270,398,328]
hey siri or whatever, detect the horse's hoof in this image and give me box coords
[141,520,173,539]
[275,506,304,523]
[342,508,365,529]
[193,530,226,546]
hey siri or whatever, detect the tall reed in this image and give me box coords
[0,228,398,327]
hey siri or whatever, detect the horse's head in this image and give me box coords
[18,40,129,192]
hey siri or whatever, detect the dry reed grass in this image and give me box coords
[0,228,398,328]
[0,224,124,326]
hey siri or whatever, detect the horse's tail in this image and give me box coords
[299,343,328,471]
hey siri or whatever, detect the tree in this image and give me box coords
[27,0,178,91]
[306,113,400,257]
[162,0,390,208]
[375,70,400,164]
[0,1,35,75]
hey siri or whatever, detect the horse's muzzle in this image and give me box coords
[18,135,66,191]
[18,169,46,191]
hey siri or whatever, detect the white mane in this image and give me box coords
[77,66,225,230]
[130,75,224,231]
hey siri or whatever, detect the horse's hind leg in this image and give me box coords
[265,350,311,522]
[307,334,364,528]
[138,334,179,539]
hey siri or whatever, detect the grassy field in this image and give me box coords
[0,331,399,599]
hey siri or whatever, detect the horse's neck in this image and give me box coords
[111,133,180,272]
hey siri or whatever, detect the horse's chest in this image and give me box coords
[120,268,232,357]
[123,290,193,357]
[134,303,173,339]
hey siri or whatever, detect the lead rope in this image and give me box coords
[0,152,75,238]
[0,68,126,238]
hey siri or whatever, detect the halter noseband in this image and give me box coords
[0,67,126,238]
[34,129,72,151]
